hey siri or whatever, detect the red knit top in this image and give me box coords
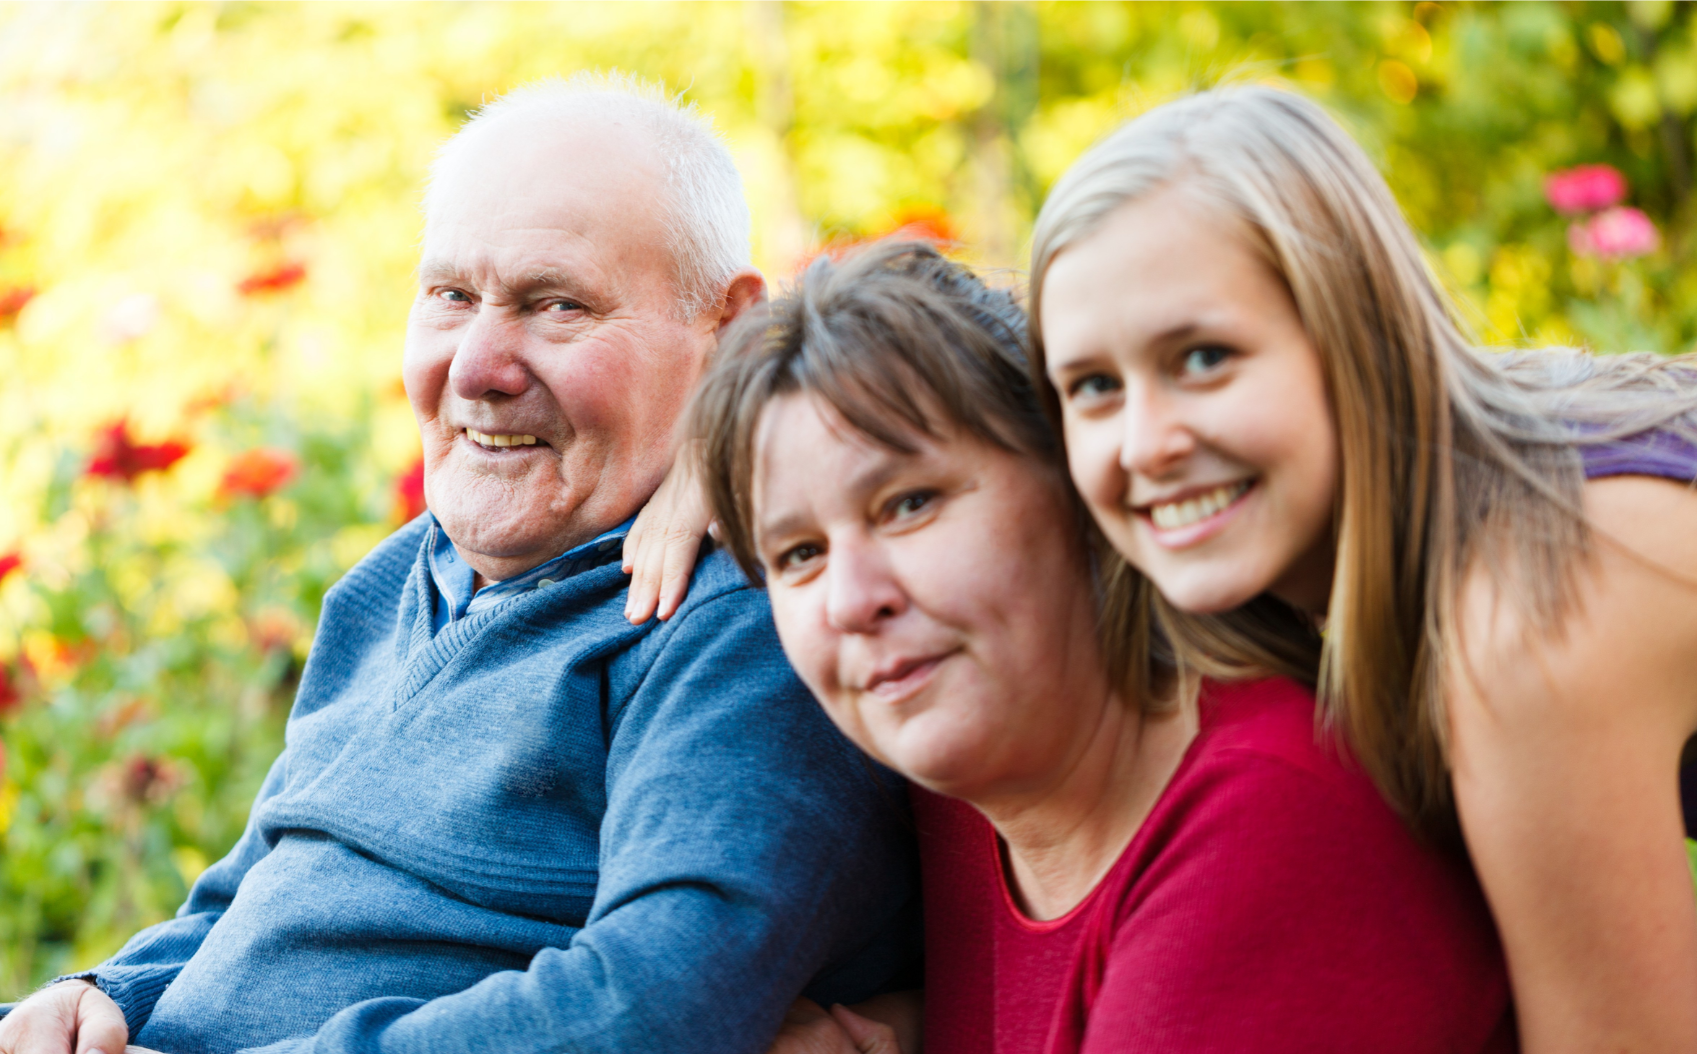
[914,677,1515,1054]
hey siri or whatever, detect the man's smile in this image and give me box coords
[463,427,546,450]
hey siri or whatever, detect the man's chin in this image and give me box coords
[430,498,574,566]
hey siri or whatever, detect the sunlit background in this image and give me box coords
[1,0,1693,991]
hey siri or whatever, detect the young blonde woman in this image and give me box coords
[1029,85,1697,1053]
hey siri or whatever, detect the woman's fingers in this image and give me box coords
[830,1005,903,1054]
[625,439,715,624]
[654,525,705,621]
[623,504,664,624]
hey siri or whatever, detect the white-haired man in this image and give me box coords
[0,77,918,1054]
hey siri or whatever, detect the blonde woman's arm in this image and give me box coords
[1450,475,1697,1054]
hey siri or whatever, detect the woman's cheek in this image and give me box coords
[1066,419,1127,524]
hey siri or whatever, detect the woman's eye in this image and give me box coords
[778,543,823,570]
[1067,374,1121,399]
[887,491,934,521]
[1180,346,1231,375]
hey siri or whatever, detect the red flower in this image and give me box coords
[801,207,962,273]
[237,262,307,296]
[395,456,426,522]
[87,420,190,482]
[0,286,34,321]
[1545,165,1627,215]
[0,663,20,716]
[0,551,19,583]
[1569,206,1661,259]
[120,755,180,804]
[882,206,959,247]
[220,447,298,499]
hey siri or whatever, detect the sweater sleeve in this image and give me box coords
[238,583,919,1054]
[1076,752,1511,1054]
[62,750,290,1038]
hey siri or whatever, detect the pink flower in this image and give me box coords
[1545,165,1627,215]
[1568,207,1661,259]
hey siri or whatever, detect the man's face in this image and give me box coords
[404,115,721,579]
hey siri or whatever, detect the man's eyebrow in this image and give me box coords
[417,260,461,285]
[415,262,597,300]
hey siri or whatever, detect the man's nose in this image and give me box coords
[1119,381,1196,477]
[449,309,531,401]
[823,536,908,635]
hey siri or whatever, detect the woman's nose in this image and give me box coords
[450,311,531,401]
[1119,383,1196,477]
[823,537,908,634]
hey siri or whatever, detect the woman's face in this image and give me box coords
[751,393,1109,801]
[1041,187,1339,615]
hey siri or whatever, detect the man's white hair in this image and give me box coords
[427,72,751,320]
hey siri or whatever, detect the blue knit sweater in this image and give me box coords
[81,516,919,1054]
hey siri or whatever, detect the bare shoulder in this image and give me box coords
[1452,474,1697,741]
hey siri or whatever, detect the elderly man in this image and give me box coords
[0,77,917,1054]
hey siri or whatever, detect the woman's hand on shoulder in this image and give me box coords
[766,997,914,1054]
[1448,474,1697,1053]
[623,439,716,624]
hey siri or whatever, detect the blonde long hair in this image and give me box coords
[1029,84,1697,837]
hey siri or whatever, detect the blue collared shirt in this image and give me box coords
[427,515,634,632]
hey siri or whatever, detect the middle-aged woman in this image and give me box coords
[685,241,1512,1053]
[1028,84,1697,1052]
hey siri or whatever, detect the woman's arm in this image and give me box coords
[1450,475,1697,1054]
[623,439,716,624]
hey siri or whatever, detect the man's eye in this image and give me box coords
[1181,346,1232,375]
[542,300,585,313]
[778,543,823,569]
[437,289,471,304]
[1067,374,1121,399]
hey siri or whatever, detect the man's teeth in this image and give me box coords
[466,429,537,448]
[1149,481,1251,531]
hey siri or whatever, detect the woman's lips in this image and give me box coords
[1137,478,1256,550]
[863,652,953,701]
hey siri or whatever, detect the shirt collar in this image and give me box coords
[427,514,634,625]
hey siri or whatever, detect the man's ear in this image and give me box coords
[714,269,767,335]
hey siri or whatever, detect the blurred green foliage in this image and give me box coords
[2,0,1694,994]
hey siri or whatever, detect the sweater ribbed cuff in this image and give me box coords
[53,965,179,1041]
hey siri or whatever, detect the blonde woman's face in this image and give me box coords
[1042,188,1339,615]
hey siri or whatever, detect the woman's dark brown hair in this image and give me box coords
[688,240,1161,707]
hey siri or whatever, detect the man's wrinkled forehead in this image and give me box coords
[421,112,672,286]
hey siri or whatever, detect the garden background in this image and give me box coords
[1,0,1694,992]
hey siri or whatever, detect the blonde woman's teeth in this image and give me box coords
[466,429,537,448]
[1149,481,1251,530]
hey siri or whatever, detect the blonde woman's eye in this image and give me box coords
[1068,374,1121,399]
[1181,346,1231,375]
